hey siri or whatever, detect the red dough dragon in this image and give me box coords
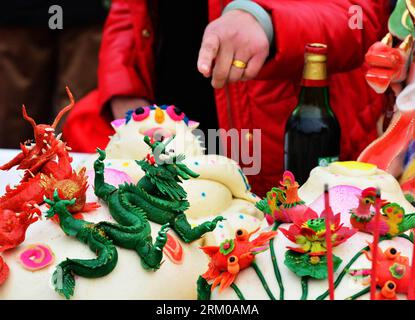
[0,87,97,215]
[0,87,98,285]
[0,87,75,211]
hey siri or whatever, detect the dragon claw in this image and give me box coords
[206,216,225,231]
[154,223,170,251]
[160,223,170,233]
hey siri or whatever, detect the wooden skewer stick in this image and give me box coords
[370,188,382,300]
[324,184,335,300]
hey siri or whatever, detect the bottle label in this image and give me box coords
[318,156,339,167]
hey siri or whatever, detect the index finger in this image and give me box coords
[197,32,220,77]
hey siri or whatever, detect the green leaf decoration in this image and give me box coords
[197,276,212,300]
[284,250,342,280]
[389,263,406,280]
[52,264,75,300]
[219,239,235,255]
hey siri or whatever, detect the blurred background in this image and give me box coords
[0,0,109,148]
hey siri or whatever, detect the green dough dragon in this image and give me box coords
[45,191,115,299]
[47,136,223,299]
[94,135,224,244]
[46,190,170,299]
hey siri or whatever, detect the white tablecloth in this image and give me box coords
[0,148,91,194]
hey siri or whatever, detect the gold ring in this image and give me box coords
[232,60,247,69]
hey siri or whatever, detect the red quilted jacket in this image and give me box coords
[63,0,389,196]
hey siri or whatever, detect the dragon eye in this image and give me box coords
[228,255,238,264]
[132,106,150,121]
[166,105,185,121]
[386,281,395,290]
[385,247,398,259]
[235,228,248,240]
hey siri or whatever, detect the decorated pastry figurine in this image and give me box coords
[0,87,94,215]
[44,191,118,299]
[256,171,307,225]
[280,207,356,280]
[358,0,415,176]
[107,104,203,161]
[94,136,224,244]
[350,244,414,300]
[350,187,415,237]
[199,228,277,295]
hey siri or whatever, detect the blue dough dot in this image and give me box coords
[219,224,224,229]
[194,161,199,166]
[239,214,244,219]
[201,192,206,197]
[107,162,112,167]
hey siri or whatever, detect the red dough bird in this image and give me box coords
[350,187,415,237]
[201,228,277,292]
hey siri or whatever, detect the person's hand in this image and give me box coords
[198,9,270,89]
[110,97,150,120]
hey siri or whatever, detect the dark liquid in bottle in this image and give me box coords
[284,101,340,185]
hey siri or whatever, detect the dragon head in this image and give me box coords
[365,33,413,94]
[44,189,76,219]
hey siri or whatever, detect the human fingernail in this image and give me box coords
[201,64,209,72]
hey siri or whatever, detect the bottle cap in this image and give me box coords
[305,43,328,55]
[302,43,328,86]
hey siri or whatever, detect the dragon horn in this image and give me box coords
[399,35,413,53]
[52,86,75,128]
[22,105,37,129]
[381,33,393,47]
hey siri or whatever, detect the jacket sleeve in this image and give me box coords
[252,0,390,79]
[97,0,149,109]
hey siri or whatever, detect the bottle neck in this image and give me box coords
[297,55,331,113]
[301,53,328,87]
[298,86,329,107]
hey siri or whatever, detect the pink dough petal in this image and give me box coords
[86,168,133,188]
[19,244,54,271]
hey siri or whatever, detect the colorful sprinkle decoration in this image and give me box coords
[19,244,54,271]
